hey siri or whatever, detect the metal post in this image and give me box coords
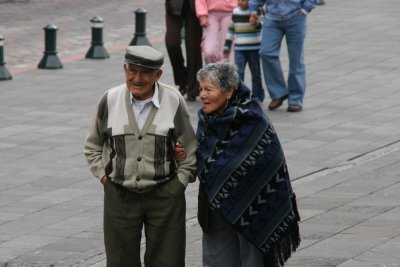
[0,35,12,81]
[85,16,110,59]
[38,24,63,69]
[129,8,151,46]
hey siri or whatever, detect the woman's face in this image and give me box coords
[199,78,233,115]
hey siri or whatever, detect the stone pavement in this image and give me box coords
[1,0,400,266]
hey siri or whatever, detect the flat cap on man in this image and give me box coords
[124,45,164,69]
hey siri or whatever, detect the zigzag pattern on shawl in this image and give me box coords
[199,99,268,203]
[197,93,300,266]
[211,125,276,210]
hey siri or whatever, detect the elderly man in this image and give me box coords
[84,45,197,267]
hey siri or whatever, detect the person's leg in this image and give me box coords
[183,3,203,98]
[203,210,240,267]
[285,13,307,107]
[234,50,246,82]
[202,12,222,64]
[220,12,234,62]
[259,18,287,100]
[143,178,186,267]
[248,50,265,103]
[238,233,265,266]
[165,12,187,91]
[103,181,143,267]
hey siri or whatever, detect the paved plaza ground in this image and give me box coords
[0,0,400,266]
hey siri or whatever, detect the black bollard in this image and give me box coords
[0,35,12,81]
[85,16,110,59]
[129,8,151,46]
[38,24,63,69]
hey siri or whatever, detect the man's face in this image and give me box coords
[124,64,162,100]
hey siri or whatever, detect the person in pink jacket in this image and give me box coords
[195,0,237,64]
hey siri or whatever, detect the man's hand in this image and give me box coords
[298,9,307,16]
[100,175,107,185]
[249,12,258,26]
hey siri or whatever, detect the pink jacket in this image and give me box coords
[195,0,238,17]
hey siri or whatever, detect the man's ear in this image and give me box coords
[155,69,163,81]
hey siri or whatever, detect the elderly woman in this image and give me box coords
[178,62,301,266]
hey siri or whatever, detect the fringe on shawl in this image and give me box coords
[263,194,301,267]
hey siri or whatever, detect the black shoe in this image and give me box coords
[186,95,196,102]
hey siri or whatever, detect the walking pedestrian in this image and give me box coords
[165,0,203,101]
[249,0,316,112]
[195,0,237,64]
[83,45,197,267]
[224,0,265,103]
[176,62,301,266]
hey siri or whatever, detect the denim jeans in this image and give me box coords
[259,13,307,106]
[235,50,265,103]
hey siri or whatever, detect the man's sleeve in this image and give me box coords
[83,94,108,180]
[249,0,265,13]
[302,0,316,13]
[173,95,197,187]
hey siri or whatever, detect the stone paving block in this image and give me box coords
[0,247,33,263]
[0,235,61,251]
[286,253,347,267]
[0,214,63,242]
[336,259,391,267]
[339,251,400,267]
[371,235,400,260]
[0,0,400,266]
[45,212,102,234]
[3,264,54,267]
[9,248,71,267]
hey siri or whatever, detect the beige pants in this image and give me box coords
[103,178,186,267]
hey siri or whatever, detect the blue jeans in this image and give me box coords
[259,13,307,107]
[234,50,265,103]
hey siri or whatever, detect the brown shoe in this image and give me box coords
[268,95,288,110]
[287,104,303,112]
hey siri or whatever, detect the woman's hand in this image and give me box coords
[199,16,209,28]
[174,142,186,163]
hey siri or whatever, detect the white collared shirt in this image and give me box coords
[131,84,160,129]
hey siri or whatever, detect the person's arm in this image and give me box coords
[249,0,265,25]
[83,95,108,183]
[223,21,235,56]
[195,0,209,27]
[249,0,265,13]
[173,96,197,187]
[174,142,186,163]
[195,0,209,18]
[301,0,316,13]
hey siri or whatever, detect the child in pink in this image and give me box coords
[195,0,237,64]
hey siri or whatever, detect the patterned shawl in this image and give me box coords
[196,83,301,266]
